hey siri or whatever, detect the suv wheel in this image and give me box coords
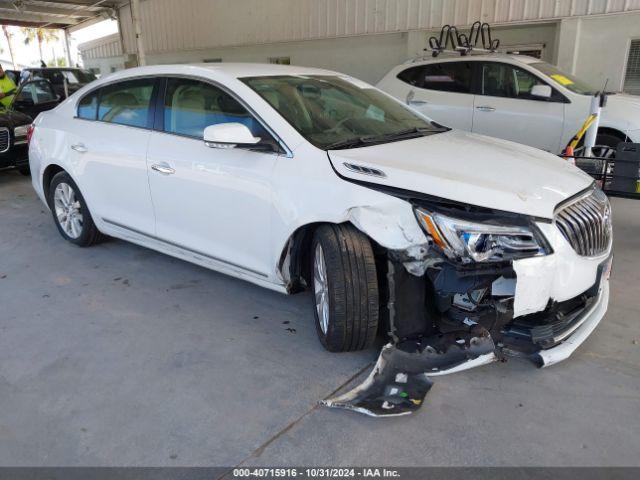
[48,171,102,246]
[311,224,379,352]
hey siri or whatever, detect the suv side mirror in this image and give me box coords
[204,123,260,148]
[531,84,552,99]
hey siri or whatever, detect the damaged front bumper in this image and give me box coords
[324,279,610,417]
[324,194,612,417]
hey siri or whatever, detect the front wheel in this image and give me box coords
[47,171,103,247]
[311,224,379,352]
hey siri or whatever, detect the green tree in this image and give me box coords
[20,27,60,63]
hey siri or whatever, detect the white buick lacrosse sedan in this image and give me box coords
[29,64,612,415]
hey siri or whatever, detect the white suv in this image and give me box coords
[29,64,612,416]
[377,53,640,155]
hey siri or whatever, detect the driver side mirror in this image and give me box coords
[531,84,552,99]
[204,123,260,148]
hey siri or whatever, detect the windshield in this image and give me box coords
[242,75,444,149]
[530,62,597,95]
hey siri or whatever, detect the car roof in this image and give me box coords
[25,67,88,72]
[99,63,342,82]
[402,52,542,67]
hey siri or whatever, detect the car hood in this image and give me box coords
[328,130,594,219]
[0,109,32,127]
[600,93,640,136]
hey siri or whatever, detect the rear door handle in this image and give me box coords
[151,163,175,175]
[71,143,87,153]
[475,106,496,112]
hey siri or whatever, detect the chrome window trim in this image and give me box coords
[73,73,293,158]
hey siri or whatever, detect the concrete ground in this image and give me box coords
[0,169,639,467]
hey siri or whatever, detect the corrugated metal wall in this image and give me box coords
[80,34,123,59]
[118,0,640,54]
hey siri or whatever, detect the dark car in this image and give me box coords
[0,79,62,175]
[19,67,97,99]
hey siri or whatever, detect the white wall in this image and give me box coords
[119,0,640,56]
[557,12,640,92]
[143,33,409,84]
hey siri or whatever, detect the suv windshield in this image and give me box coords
[242,75,445,149]
[30,69,96,85]
[530,62,597,95]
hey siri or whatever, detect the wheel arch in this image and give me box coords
[277,221,327,294]
[42,164,66,204]
[597,126,629,142]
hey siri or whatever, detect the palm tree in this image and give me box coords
[21,27,60,64]
[2,25,16,69]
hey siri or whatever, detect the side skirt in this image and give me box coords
[98,218,288,294]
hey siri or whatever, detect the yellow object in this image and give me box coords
[568,114,597,151]
[416,211,447,249]
[0,74,16,108]
[551,74,575,86]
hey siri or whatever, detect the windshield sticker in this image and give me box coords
[365,105,385,122]
[550,74,574,86]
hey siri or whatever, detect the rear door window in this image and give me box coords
[163,77,268,139]
[98,78,155,128]
[397,62,472,93]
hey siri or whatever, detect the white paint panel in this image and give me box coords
[117,0,640,55]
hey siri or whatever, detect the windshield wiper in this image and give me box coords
[325,126,447,150]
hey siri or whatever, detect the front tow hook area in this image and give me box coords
[321,327,497,417]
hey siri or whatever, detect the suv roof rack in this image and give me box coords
[426,22,500,58]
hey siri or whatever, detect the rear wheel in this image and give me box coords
[47,171,102,247]
[311,224,379,352]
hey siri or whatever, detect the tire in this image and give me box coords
[576,132,622,159]
[47,171,103,247]
[311,224,379,352]
[17,166,31,176]
[592,132,623,159]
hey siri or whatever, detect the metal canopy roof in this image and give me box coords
[0,0,128,29]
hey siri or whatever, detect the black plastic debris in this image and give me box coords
[321,327,496,417]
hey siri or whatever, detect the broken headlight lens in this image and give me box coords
[415,208,549,263]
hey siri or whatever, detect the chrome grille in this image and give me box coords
[0,128,9,153]
[555,187,612,257]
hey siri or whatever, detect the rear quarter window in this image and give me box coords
[397,62,472,93]
[77,91,99,120]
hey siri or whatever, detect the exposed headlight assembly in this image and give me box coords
[415,208,550,263]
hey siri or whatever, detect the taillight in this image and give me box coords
[26,124,35,145]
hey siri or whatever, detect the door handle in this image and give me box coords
[151,163,175,175]
[475,106,496,112]
[405,90,428,106]
[70,143,87,153]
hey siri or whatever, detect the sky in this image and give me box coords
[0,19,118,70]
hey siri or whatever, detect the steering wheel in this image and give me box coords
[324,116,355,135]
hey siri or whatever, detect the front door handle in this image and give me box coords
[151,163,175,175]
[475,105,496,112]
[71,143,87,153]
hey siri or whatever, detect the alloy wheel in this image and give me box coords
[53,182,84,239]
[313,243,330,334]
